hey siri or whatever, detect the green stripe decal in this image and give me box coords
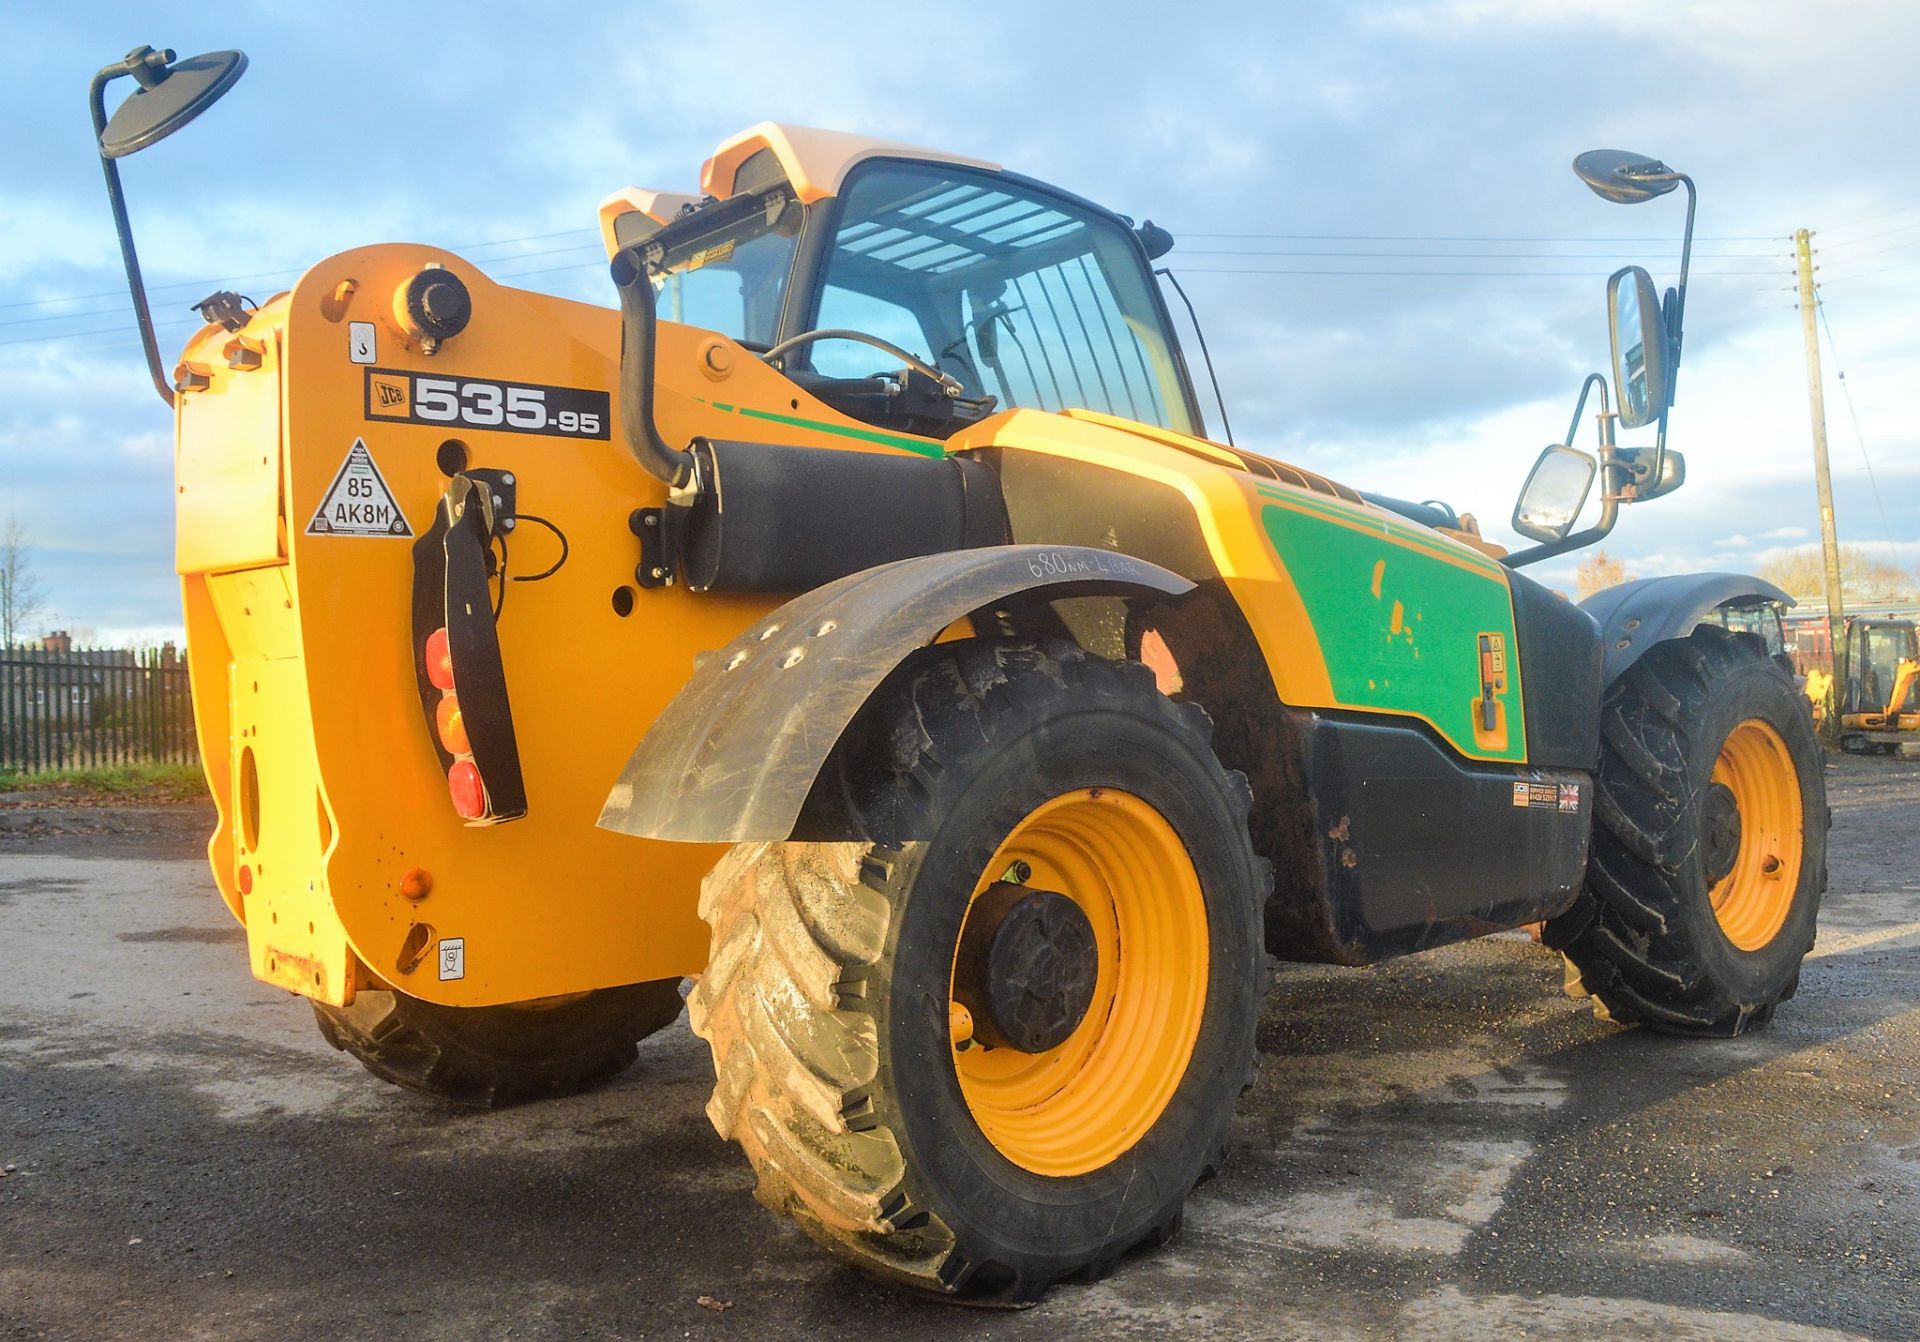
[1258,502,1526,761]
[692,395,945,458]
[732,405,945,457]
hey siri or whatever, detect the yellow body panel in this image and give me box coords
[174,242,1524,1008]
[175,245,949,1007]
[950,409,1521,756]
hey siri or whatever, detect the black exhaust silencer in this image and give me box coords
[677,439,1008,594]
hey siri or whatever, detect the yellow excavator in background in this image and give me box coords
[1833,617,1920,754]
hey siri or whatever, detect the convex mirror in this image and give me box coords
[1513,444,1597,541]
[1607,265,1669,430]
[99,47,248,159]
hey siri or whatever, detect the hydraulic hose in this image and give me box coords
[609,247,694,488]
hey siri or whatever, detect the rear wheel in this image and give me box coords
[312,980,684,1107]
[1546,625,1827,1035]
[688,642,1267,1301]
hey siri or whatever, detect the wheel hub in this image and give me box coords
[952,881,1099,1054]
[1702,780,1743,884]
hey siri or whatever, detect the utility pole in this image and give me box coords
[1794,228,1846,733]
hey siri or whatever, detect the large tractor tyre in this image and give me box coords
[689,641,1268,1303]
[312,980,685,1107]
[1546,624,1827,1036]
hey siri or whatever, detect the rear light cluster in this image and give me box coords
[424,625,487,820]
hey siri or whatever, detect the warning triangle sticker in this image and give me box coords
[305,438,413,538]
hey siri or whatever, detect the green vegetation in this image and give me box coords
[0,761,207,802]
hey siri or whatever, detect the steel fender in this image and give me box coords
[597,545,1194,842]
[1581,573,1794,685]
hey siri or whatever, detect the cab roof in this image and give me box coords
[700,122,1000,205]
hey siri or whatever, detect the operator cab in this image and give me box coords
[600,123,1205,442]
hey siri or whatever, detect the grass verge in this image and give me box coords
[0,762,208,803]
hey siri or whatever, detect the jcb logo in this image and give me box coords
[369,375,409,414]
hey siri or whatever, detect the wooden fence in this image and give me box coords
[0,646,197,773]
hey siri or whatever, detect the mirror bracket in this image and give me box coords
[88,45,248,407]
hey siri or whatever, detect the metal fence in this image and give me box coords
[0,647,197,773]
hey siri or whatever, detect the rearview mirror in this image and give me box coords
[1608,266,1669,430]
[1572,149,1683,205]
[98,47,248,159]
[1513,445,1597,542]
[1614,445,1686,501]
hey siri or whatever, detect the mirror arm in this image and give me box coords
[1562,372,1612,452]
[1502,488,1619,569]
[1670,172,1696,375]
[1506,379,1622,570]
[90,57,174,408]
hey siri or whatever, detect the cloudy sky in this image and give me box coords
[5,1,1916,642]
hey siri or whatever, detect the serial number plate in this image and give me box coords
[363,369,610,439]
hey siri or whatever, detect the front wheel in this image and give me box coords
[688,642,1268,1302]
[1547,625,1828,1035]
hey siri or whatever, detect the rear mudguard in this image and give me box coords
[596,545,1192,842]
[1581,574,1794,684]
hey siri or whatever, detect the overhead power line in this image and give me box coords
[1813,289,1896,563]
[1172,265,1786,278]
[1172,230,1783,243]
[0,228,600,318]
[1179,247,1784,260]
[1818,254,1920,286]
[1818,219,1920,253]
[1820,201,1920,236]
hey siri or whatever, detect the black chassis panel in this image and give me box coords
[1509,565,1604,770]
[1264,712,1592,965]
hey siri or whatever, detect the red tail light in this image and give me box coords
[425,626,455,690]
[434,694,471,756]
[447,760,486,819]
[413,483,527,824]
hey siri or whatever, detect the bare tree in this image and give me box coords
[1757,545,1919,603]
[1574,548,1635,599]
[0,513,47,650]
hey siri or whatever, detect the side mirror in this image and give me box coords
[1607,265,1669,430]
[1613,445,1685,501]
[1572,149,1683,205]
[98,47,248,158]
[1513,445,1598,542]
[89,43,249,406]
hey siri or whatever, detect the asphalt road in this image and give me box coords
[3,755,1917,1341]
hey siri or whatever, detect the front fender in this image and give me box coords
[1581,573,1793,684]
[597,545,1193,842]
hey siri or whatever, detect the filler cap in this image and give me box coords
[397,266,473,346]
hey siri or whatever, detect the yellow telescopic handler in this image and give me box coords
[87,43,1828,1301]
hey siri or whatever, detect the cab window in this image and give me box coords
[650,192,802,347]
[810,160,1194,432]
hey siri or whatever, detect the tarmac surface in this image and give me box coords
[3,754,1917,1340]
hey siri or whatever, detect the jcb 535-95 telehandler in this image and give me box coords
[88,44,1826,1301]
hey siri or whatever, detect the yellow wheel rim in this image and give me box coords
[1707,719,1804,952]
[949,788,1209,1178]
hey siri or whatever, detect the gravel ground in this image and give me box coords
[2,754,1916,1341]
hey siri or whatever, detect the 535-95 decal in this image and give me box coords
[364,368,610,440]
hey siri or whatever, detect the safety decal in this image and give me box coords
[1513,781,1582,812]
[305,438,413,538]
[348,320,376,365]
[685,239,735,271]
[438,937,466,981]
